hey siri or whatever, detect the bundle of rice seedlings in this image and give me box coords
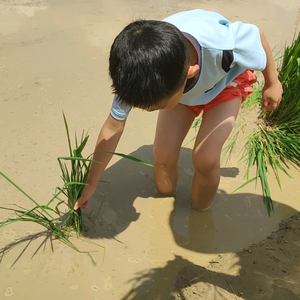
[238,32,300,214]
[56,113,96,233]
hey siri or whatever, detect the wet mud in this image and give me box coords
[0,0,299,299]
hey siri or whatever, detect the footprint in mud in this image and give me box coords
[103,275,113,291]
[22,268,31,275]
[103,281,113,291]
[70,285,79,290]
[127,257,141,264]
[4,286,14,297]
[67,263,79,274]
[91,285,99,291]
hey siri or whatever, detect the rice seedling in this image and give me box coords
[105,151,153,167]
[0,171,101,266]
[233,31,300,214]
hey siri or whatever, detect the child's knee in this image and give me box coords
[192,150,220,174]
[153,145,178,166]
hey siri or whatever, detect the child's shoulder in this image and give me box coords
[163,9,229,25]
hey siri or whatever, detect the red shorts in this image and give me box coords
[187,70,257,116]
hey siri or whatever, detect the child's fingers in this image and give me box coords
[74,199,89,210]
[81,200,89,209]
[262,97,281,111]
[262,80,282,111]
[73,201,80,210]
[261,99,270,109]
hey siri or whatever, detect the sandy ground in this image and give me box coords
[0,0,300,299]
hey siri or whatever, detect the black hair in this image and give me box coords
[109,20,190,109]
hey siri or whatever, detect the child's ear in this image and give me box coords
[186,64,199,79]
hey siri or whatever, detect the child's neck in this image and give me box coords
[187,40,198,66]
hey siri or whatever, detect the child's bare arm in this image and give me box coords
[74,114,126,210]
[259,28,283,111]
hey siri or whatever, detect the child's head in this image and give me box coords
[109,20,191,110]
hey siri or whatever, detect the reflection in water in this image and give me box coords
[171,202,215,253]
[170,188,297,254]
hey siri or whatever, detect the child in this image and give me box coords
[74,9,282,211]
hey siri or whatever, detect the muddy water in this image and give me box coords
[0,0,299,299]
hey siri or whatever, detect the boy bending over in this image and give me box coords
[74,9,282,211]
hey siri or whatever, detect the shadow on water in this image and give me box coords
[81,144,156,239]
[80,144,298,299]
[121,229,300,300]
[118,199,299,299]
[81,144,237,240]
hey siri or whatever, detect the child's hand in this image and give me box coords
[261,79,283,111]
[73,184,96,210]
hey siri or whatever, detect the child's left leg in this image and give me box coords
[191,97,242,210]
